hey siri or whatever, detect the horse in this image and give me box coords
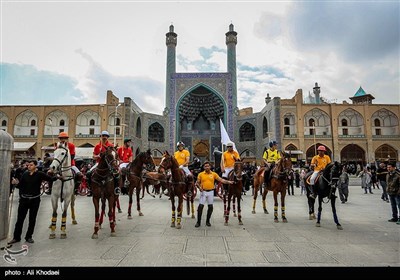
[125,149,155,218]
[48,143,76,239]
[223,159,244,226]
[90,146,119,238]
[252,153,292,222]
[141,169,169,199]
[159,151,195,229]
[304,161,343,229]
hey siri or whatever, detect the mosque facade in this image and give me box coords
[1,24,399,165]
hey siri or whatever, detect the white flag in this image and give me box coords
[219,119,237,152]
[220,118,231,146]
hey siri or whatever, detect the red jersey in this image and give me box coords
[57,141,76,166]
[117,146,133,163]
[93,141,114,163]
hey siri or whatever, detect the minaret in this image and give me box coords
[164,24,177,116]
[226,23,238,112]
[313,82,321,104]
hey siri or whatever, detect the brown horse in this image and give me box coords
[252,153,292,222]
[90,146,119,238]
[125,149,155,218]
[159,151,195,229]
[223,159,244,226]
[141,169,169,199]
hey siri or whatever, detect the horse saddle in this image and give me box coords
[305,171,322,185]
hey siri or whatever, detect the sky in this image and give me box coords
[1,0,399,114]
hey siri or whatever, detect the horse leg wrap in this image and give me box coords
[61,217,67,232]
[274,206,278,219]
[51,217,57,231]
[171,211,176,223]
[206,205,213,224]
[281,206,286,218]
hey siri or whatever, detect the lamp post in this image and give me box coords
[114,103,122,146]
[312,121,317,156]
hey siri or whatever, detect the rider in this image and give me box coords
[174,141,191,177]
[309,145,331,199]
[221,142,240,191]
[117,138,133,193]
[263,140,281,188]
[46,132,83,195]
[87,131,117,195]
[195,161,233,227]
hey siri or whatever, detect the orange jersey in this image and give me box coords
[197,171,220,191]
[174,149,190,166]
[222,150,240,168]
[311,155,331,171]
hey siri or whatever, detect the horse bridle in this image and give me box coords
[52,146,72,174]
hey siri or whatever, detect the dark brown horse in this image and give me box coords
[223,159,244,226]
[304,161,343,229]
[125,149,155,218]
[90,146,119,239]
[252,153,292,222]
[159,151,195,228]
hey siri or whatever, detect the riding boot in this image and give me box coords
[86,171,92,196]
[195,204,204,227]
[309,185,316,199]
[74,173,83,195]
[114,176,121,195]
[206,205,213,226]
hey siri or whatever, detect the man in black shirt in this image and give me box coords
[8,160,58,245]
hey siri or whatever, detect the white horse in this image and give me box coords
[48,143,76,239]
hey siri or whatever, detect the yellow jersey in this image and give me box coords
[311,155,331,171]
[263,148,281,163]
[222,150,240,168]
[197,171,220,191]
[174,149,190,166]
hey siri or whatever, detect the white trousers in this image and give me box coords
[222,167,233,178]
[198,190,214,205]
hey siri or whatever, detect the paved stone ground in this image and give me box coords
[1,176,399,267]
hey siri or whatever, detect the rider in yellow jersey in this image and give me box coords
[263,140,281,187]
[174,141,191,177]
[309,145,331,199]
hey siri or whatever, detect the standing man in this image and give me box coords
[386,162,400,224]
[309,145,331,199]
[8,160,58,245]
[262,140,281,188]
[221,142,240,190]
[195,161,233,227]
[57,132,83,195]
[338,166,350,203]
[174,141,191,176]
[377,162,389,202]
[118,138,133,192]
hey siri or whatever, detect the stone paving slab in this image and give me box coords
[1,181,399,267]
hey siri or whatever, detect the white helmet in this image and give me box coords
[226,142,234,147]
[176,141,185,147]
[101,130,110,137]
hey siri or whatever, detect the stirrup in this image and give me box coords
[124,180,130,186]
[114,187,121,195]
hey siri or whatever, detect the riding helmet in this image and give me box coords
[317,145,326,151]
[101,130,110,137]
[58,132,69,138]
[269,140,278,148]
[124,138,132,144]
[176,141,185,147]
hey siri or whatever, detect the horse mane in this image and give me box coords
[322,162,335,177]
